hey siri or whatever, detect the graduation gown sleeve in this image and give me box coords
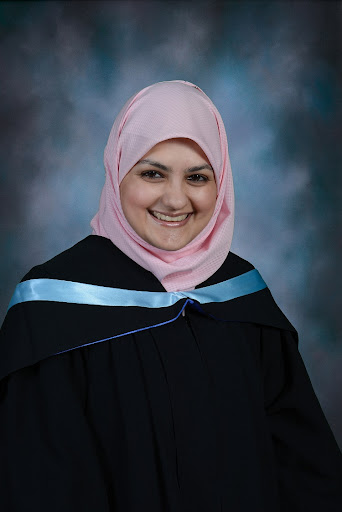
[0,342,113,511]
[261,326,342,510]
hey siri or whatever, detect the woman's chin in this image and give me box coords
[144,230,192,251]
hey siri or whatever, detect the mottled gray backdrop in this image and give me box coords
[1,1,341,446]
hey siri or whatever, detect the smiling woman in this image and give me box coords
[90,80,234,293]
[120,138,217,251]
[1,81,342,512]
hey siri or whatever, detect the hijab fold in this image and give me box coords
[91,80,234,292]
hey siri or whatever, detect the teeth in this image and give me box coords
[152,212,189,222]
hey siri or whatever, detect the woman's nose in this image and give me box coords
[161,180,189,211]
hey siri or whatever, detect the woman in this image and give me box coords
[0,80,341,511]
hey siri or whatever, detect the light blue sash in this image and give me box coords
[8,269,266,311]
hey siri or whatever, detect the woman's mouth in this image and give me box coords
[149,211,192,226]
[152,211,189,221]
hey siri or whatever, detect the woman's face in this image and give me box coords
[119,138,217,251]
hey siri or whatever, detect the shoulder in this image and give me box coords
[22,235,162,291]
[23,236,118,282]
[225,251,255,275]
[199,251,297,335]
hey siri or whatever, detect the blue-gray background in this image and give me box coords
[1,1,341,446]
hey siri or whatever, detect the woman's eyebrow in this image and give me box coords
[137,159,170,171]
[137,159,213,173]
[186,164,214,173]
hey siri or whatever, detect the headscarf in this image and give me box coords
[90,80,234,292]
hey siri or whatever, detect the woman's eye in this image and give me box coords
[187,174,209,183]
[141,170,163,179]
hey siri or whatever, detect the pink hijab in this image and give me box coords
[90,80,234,292]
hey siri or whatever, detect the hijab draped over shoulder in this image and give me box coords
[91,80,234,292]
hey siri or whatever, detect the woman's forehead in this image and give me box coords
[140,138,211,161]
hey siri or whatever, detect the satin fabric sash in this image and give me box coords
[8,269,266,311]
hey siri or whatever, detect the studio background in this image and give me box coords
[1,0,341,447]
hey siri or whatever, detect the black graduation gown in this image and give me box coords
[0,235,341,512]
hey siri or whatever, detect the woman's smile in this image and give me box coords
[119,138,217,251]
[149,210,192,224]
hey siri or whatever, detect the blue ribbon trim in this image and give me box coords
[8,269,267,311]
[7,269,267,358]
